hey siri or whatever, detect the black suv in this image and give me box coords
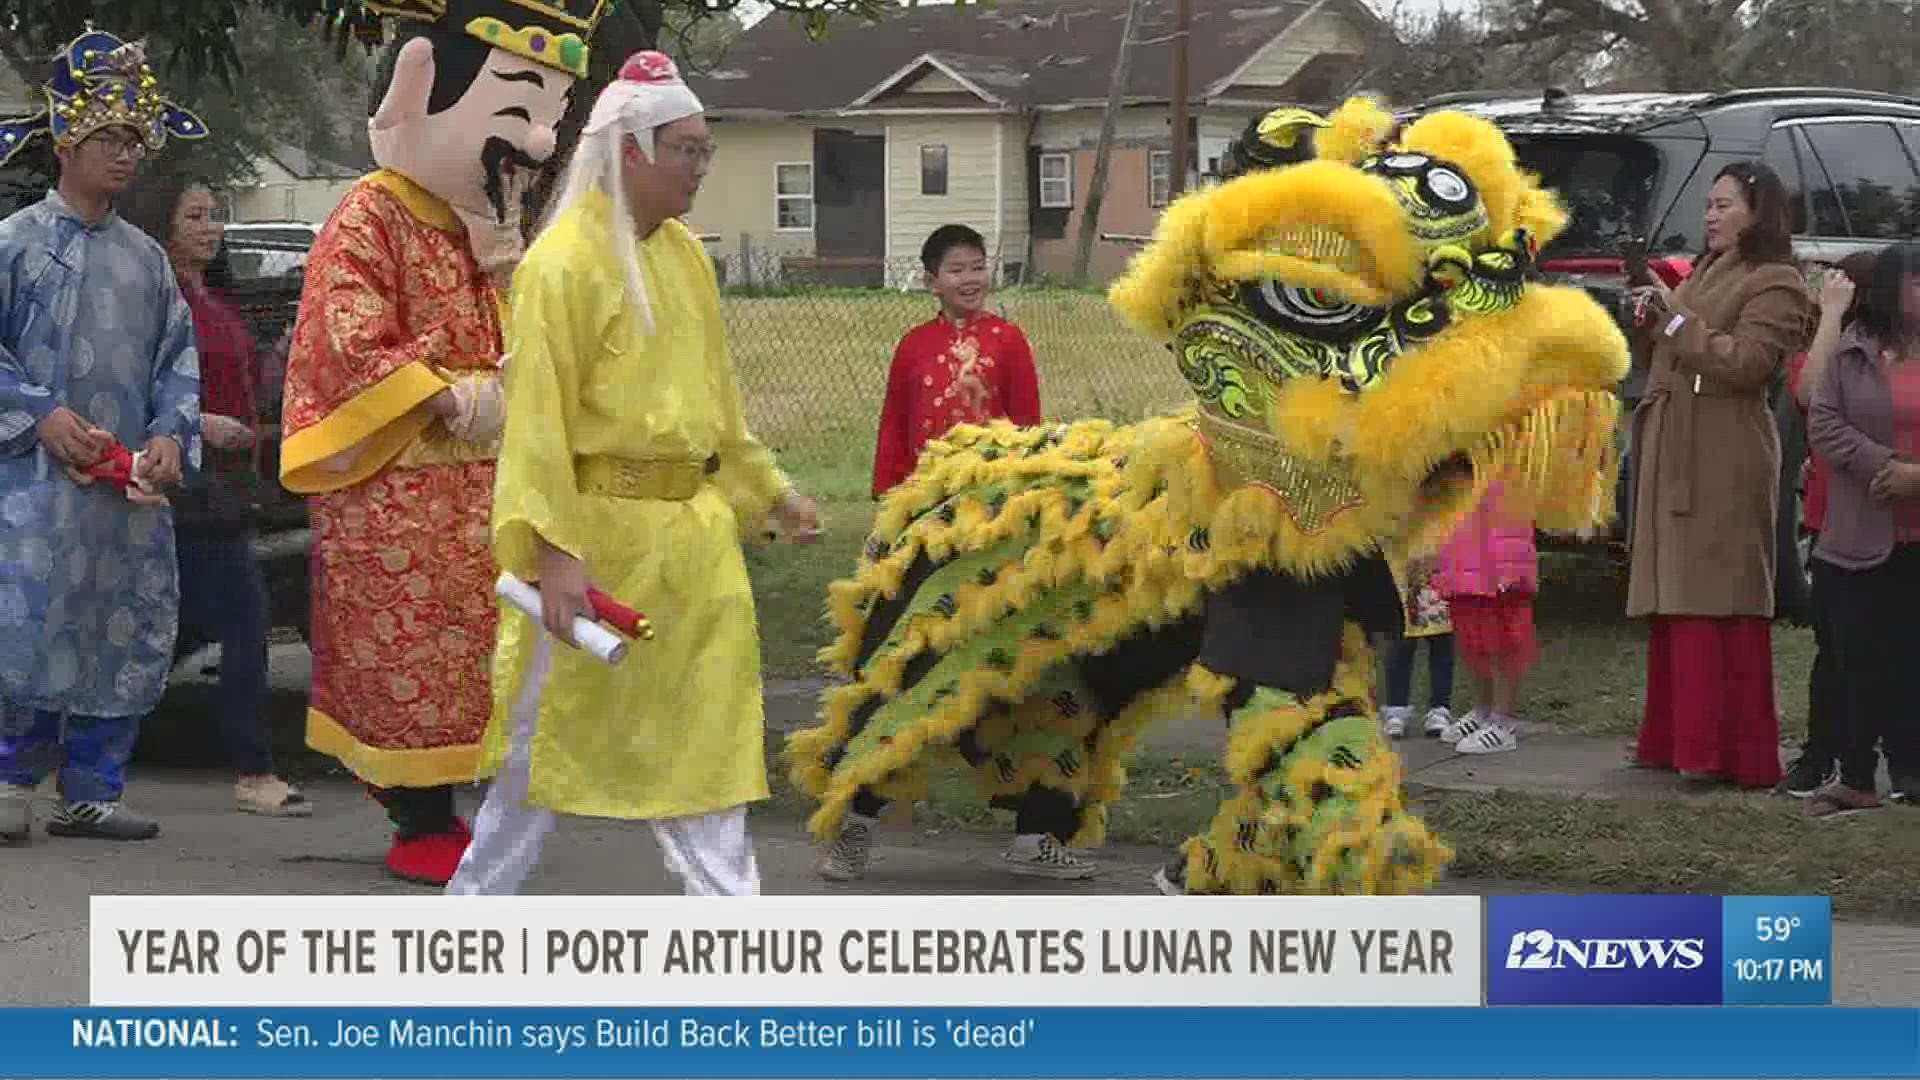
[1407,87,1920,615]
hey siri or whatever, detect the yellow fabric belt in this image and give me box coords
[576,453,719,501]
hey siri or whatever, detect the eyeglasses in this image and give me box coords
[87,134,147,161]
[659,140,716,165]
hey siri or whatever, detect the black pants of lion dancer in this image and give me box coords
[367,784,460,836]
[364,783,468,885]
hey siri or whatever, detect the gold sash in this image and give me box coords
[576,453,717,502]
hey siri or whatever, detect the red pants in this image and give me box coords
[1635,615,1781,787]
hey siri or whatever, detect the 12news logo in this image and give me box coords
[1484,896,1723,1005]
[1504,929,1707,972]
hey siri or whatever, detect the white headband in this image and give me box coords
[583,51,703,159]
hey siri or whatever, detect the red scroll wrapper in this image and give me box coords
[587,589,654,640]
[85,441,137,487]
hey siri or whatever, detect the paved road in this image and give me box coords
[2,772,1916,1009]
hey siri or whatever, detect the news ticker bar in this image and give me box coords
[88,894,1833,1008]
[10,1007,1920,1077]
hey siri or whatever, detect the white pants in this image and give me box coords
[445,639,761,897]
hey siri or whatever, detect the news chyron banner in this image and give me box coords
[90,896,1482,1007]
[6,893,1889,1079]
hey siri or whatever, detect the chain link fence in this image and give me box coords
[716,252,1187,500]
[208,247,1187,506]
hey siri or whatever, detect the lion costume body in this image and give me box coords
[784,98,1630,895]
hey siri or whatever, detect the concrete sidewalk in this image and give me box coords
[224,644,1808,801]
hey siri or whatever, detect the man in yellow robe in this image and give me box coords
[446,52,819,896]
[278,0,595,886]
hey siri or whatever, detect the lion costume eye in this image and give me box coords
[1362,152,1482,224]
[1239,279,1382,343]
[1425,167,1471,205]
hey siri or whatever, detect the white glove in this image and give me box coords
[444,376,506,444]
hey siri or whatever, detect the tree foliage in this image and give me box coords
[1442,0,1920,94]
[1,0,975,86]
[1,7,374,207]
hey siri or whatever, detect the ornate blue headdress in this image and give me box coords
[0,30,209,168]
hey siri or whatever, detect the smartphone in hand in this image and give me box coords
[1622,236,1653,286]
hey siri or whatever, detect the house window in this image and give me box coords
[775,162,814,231]
[921,145,948,196]
[1038,152,1072,209]
[1150,150,1172,208]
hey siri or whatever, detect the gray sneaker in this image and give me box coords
[818,814,875,881]
[1004,834,1097,879]
[1150,855,1187,895]
[0,787,30,845]
[46,801,160,841]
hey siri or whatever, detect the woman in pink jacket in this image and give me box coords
[1433,481,1540,754]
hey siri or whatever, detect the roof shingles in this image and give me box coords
[690,0,1346,116]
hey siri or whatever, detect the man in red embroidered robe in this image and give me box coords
[278,2,596,886]
[872,225,1042,498]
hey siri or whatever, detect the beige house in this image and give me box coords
[222,143,363,224]
[685,0,1393,285]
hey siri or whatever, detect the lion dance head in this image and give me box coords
[1110,97,1628,563]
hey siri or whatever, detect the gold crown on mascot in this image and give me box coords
[1108,97,1629,566]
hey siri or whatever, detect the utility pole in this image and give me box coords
[1168,0,1192,200]
[1073,0,1146,285]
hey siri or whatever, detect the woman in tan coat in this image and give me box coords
[1626,161,1811,788]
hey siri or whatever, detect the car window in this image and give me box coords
[1795,121,1920,239]
[227,227,313,247]
[1505,135,1662,255]
[1762,128,1811,234]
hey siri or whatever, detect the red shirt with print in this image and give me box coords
[1785,351,1829,532]
[872,311,1041,497]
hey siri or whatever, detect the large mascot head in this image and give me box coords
[330,0,606,240]
[1110,98,1629,561]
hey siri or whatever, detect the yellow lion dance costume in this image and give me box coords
[785,98,1629,895]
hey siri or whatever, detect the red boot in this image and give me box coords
[384,818,471,886]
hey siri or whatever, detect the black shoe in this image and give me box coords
[1779,756,1837,799]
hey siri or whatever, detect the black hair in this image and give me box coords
[1711,161,1795,266]
[119,169,232,289]
[1830,249,1880,325]
[921,224,987,273]
[1852,242,1920,345]
[369,23,493,118]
